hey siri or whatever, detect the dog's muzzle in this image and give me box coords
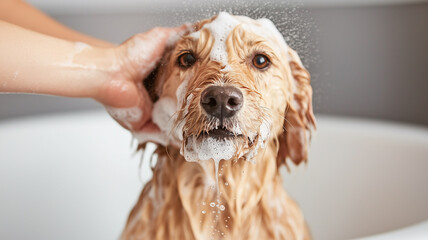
[200,85,243,123]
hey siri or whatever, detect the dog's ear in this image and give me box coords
[277,48,316,167]
[143,65,160,102]
[142,40,178,103]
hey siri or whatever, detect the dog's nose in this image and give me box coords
[200,86,243,120]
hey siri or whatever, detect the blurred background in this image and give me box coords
[1,1,428,239]
[1,0,427,126]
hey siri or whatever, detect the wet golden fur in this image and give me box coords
[121,15,316,240]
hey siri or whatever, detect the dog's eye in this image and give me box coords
[177,53,196,69]
[252,54,270,70]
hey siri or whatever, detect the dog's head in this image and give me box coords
[138,12,316,166]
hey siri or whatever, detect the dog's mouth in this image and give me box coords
[202,126,243,139]
[181,120,270,163]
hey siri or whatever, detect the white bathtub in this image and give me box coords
[0,111,427,239]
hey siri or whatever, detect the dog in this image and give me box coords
[121,12,316,240]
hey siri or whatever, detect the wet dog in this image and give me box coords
[121,12,316,240]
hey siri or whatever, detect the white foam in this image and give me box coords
[127,33,163,62]
[183,136,236,163]
[189,30,200,39]
[244,120,271,162]
[151,97,179,143]
[74,42,91,52]
[126,34,165,76]
[259,120,271,146]
[106,106,142,129]
[183,135,237,191]
[135,76,192,146]
[192,12,240,71]
[232,123,243,135]
[166,24,193,47]
[66,42,91,64]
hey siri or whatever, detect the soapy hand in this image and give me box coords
[99,26,188,133]
[0,14,188,134]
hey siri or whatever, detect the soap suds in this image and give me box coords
[57,42,119,72]
[183,136,236,191]
[106,106,142,129]
[152,97,178,141]
[191,12,240,72]
[244,120,271,162]
[128,34,164,63]
[127,36,162,77]
[75,42,91,52]
[166,23,193,47]
[137,77,191,146]
[67,42,91,64]
[183,136,236,163]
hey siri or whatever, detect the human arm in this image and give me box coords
[0,20,187,131]
[0,0,112,47]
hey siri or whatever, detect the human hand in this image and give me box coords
[97,26,188,133]
[0,21,188,133]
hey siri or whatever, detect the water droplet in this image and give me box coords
[202,210,206,214]
[219,205,225,211]
[210,202,216,207]
[225,182,229,186]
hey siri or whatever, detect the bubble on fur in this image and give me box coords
[183,136,237,191]
[137,76,191,145]
[152,97,177,132]
[191,12,240,71]
[259,120,270,145]
[244,120,271,162]
[183,136,236,163]
[151,96,184,146]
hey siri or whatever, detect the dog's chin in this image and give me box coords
[181,124,269,164]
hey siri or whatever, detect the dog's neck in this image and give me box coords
[122,140,305,240]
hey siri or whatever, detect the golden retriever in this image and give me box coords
[122,12,316,240]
